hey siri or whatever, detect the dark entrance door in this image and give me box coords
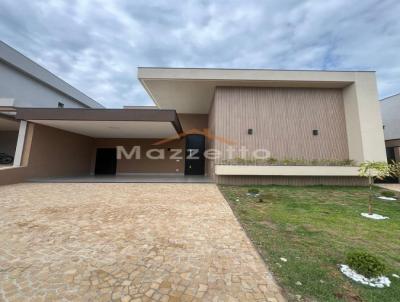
[185,135,205,175]
[95,148,117,175]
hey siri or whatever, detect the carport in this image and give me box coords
[0,113,19,167]
[13,108,209,182]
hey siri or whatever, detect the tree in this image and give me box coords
[358,161,391,215]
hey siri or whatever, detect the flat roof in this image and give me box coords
[0,41,104,109]
[138,67,366,114]
[380,92,400,102]
[15,108,183,138]
[139,66,376,73]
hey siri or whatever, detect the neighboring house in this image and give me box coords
[380,93,400,165]
[0,50,387,186]
[0,41,103,109]
[0,41,103,165]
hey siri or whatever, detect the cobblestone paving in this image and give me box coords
[0,183,285,302]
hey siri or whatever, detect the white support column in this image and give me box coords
[13,120,27,167]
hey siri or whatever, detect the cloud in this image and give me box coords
[0,0,399,107]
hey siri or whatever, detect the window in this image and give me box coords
[58,102,64,108]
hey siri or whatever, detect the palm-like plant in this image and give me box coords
[358,161,391,215]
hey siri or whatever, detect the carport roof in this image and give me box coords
[15,108,183,139]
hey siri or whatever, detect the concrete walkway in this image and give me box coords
[0,183,285,302]
[376,183,400,192]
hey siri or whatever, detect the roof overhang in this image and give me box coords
[15,108,182,139]
[138,67,371,114]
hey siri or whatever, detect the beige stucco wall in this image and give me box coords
[0,123,94,185]
[178,114,208,132]
[342,72,386,163]
[24,123,94,177]
[0,166,28,186]
[215,165,360,176]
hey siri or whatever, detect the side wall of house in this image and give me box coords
[380,94,400,141]
[0,61,87,108]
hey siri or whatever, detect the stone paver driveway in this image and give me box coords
[0,183,285,302]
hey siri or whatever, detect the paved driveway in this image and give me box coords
[0,183,284,302]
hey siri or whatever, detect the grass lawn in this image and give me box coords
[219,185,400,302]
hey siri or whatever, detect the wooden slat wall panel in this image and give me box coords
[207,98,216,178]
[213,87,349,163]
[216,176,367,186]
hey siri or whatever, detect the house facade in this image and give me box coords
[380,93,400,178]
[0,45,387,186]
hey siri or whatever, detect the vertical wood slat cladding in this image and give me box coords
[213,87,349,163]
[207,98,216,178]
[216,176,368,186]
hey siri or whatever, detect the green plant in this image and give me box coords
[220,157,356,167]
[358,161,391,214]
[267,157,278,164]
[258,193,275,202]
[248,188,260,195]
[346,251,386,278]
[390,160,400,180]
[381,191,397,198]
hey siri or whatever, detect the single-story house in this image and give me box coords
[0,44,387,186]
[380,93,400,183]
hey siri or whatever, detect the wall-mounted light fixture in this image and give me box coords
[313,129,319,136]
[248,129,253,135]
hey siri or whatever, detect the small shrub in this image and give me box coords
[346,251,386,278]
[248,188,260,195]
[267,157,278,164]
[381,190,396,198]
[258,193,275,202]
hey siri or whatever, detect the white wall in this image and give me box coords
[342,72,387,163]
[380,94,400,140]
[0,61,86,108]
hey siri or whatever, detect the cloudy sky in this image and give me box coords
[0,0,399,108]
